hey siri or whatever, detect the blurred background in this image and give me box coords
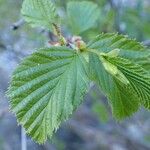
[0,0,150,149]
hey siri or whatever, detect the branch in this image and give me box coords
[21,127,27,150]
[11,19,25,30]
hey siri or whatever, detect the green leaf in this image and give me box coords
[88,33,150,119]
[67,1,100,35]
[7,47,89,143]
[21,0,59,30]
[89,53,140,119]
[88,33,145,52]
[105,56,150,109]
[88,33,150,70]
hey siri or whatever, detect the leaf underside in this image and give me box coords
[7,47,89,143]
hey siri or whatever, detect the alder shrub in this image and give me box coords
[7,0,150,144]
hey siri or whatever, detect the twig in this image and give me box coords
[21,127,27,150]
[11,19,25,30]
[52,23,66,45]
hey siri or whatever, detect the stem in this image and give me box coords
[52,23,66,45]
[21,127,27,150]
[52,23,61,37]
[11,19,25,30]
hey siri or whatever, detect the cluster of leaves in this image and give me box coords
[7,0,150,144]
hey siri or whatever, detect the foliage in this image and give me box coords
[7,0,150,144]
[67,1,100,35]
[7,47,89,143]
[21,0,59,30]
